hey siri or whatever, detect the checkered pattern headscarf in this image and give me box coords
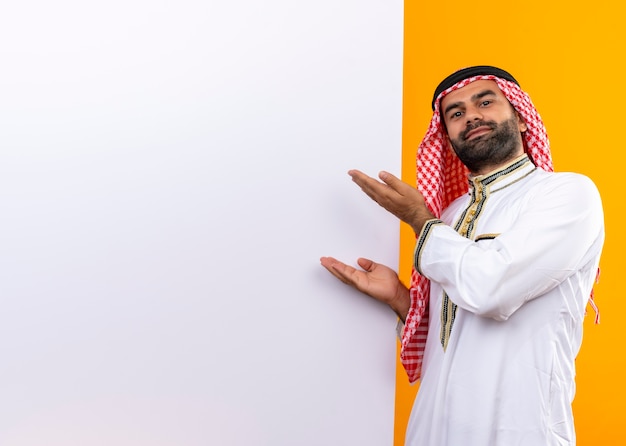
[400,68,553,384]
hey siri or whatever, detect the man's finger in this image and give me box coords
[379,171,412,196]
[320,257,355,285]
[348,170,393,201]
[348,169,379,190]
[357,257,375,272]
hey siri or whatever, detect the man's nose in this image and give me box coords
[465,106,483,123]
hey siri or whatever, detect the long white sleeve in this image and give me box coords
[415,172,604,321]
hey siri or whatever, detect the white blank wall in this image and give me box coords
[0,1,403,445]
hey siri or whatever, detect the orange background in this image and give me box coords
[395,1,626,444]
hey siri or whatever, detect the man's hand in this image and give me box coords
[348,169,435,235]
[320,256,410,322]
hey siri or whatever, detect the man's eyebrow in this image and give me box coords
[443,101,462,115]
[442,89,498,115]
[472,89,498,101]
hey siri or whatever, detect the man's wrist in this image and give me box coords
[389,286,410,322]
[411,212,436,235]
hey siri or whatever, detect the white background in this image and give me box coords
[0,1,403,444]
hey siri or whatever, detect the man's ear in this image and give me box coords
[516,112,528,132]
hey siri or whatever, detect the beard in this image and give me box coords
[449,115,522,173]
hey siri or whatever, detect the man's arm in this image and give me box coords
[416,174,604,320]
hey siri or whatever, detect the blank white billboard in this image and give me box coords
[0,1,403,445]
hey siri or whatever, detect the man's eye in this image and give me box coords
[451,111,462,119]
[481,100,491,107]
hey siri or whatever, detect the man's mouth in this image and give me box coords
[463,124,494,141]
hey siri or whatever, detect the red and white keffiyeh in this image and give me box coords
[400,74,553,384]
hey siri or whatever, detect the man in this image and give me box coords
[320,66,604,445]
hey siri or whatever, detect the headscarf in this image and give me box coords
[400,66,554,384]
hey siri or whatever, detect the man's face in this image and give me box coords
[440,80,527,174]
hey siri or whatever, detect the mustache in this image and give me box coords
[461,120,497,140]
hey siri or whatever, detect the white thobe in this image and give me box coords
[405,155,605,446]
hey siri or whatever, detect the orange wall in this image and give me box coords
[395,1,626,444]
